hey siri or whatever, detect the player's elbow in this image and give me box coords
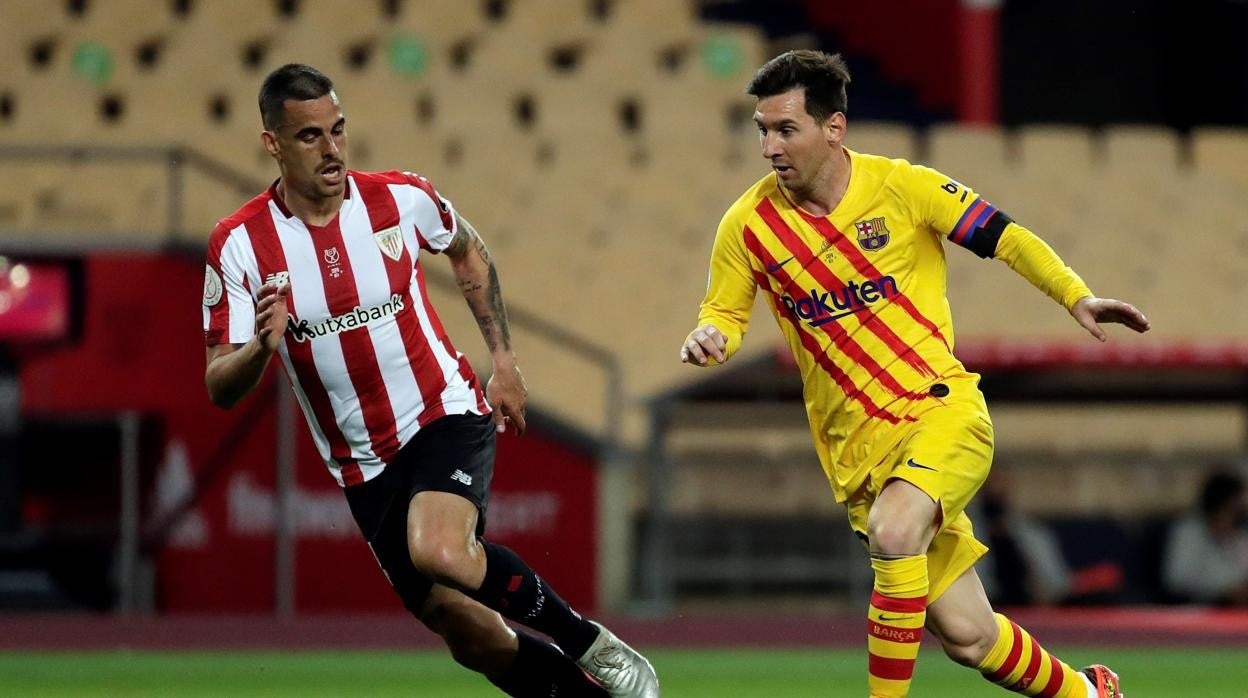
[205,376,239,409]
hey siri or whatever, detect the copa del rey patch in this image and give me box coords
[374,225,404,261]
[203,265,223,306]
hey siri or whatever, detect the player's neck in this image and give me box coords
[276,179,344,227]
[787,148,851,217]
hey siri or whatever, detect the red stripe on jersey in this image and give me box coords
[868,653,917,681]
[744,228,908,425]
[985,620,1025,683]
[414,262,489,416]
[786,201,951,350]
[340,462,365,486]
[353,176,451,429]
[312,218,403,464]
[869,590,928,614]
[755,198,940,380]
[205,223,235,346]
[244,210,355,466]
[869,620,922,644]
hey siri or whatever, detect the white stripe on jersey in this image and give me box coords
[223,224,259,343]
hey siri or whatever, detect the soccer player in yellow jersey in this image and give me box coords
[680,50,1149,698]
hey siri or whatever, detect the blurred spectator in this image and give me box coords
[1163,470,1248,605]
[974,470,1073,606]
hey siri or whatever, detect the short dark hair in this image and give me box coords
[259,63,335,130]
[1200,470,1245,519]
[746,50,851,123]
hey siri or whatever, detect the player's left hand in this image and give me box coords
[486,359,527,435]
[1069,296,1151,342]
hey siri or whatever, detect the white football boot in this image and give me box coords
[576,621,660,697]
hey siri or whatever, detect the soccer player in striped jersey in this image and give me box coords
[203,64,658,698]
[680,51,1147,698]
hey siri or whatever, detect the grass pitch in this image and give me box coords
[0,646,1239,696]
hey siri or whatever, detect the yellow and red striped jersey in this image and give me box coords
[697,149,1092,500]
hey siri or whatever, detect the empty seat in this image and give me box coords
[925,124,1011,199]
[846,121,918,162]
[1191,127,1248,193]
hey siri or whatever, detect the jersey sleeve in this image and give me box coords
[907,163,1014,259]
[203,224,256,347]
[907,163,1092,310]
[403,171,458,253]
[695,210,758,364]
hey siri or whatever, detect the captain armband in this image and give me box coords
[947,198,1014,259]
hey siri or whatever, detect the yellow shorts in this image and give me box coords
[844,398,995,602]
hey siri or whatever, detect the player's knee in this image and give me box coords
[408,537,471,585]
[867,517,926,555]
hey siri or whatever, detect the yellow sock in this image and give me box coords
[977,613,1088,697]
[867,554,928,697]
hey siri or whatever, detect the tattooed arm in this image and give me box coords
[443,212,527,434]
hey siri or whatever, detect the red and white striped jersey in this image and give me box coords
[202,170,489,487]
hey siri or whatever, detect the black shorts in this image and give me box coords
[343,412,496,615]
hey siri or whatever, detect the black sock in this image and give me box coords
[488,630,609,698]
[470,542,600,659]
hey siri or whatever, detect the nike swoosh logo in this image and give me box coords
[877,614,908,622]
[766,255,796,273]
[906,458,939,472]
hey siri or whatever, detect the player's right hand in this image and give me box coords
[680,324,727,366]
[255,281,291,353]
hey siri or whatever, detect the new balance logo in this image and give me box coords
[265,271,290,287]
[450,469,473,486]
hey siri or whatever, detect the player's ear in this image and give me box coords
[261,130,281,161]
[825,112,846,147]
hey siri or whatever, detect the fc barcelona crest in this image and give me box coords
[373,225,404,262]
[855,217,890,251]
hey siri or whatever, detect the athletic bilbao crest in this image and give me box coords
[373,225,404,262]
[855,217,890,251]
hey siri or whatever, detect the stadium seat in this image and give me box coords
[925,124,1012,201]
[1191,126,1248,193]
[846,121,918,163]
[1103,125,1184,191]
